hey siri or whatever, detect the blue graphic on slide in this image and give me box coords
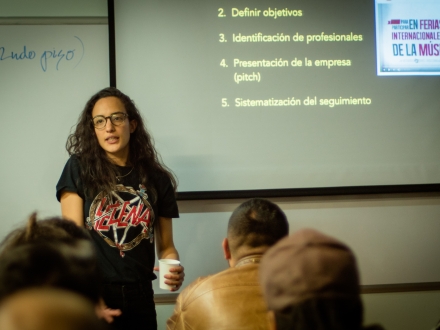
[375,0,440,76]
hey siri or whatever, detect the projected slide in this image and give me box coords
[115,0,440,193]
[376,0,440,75]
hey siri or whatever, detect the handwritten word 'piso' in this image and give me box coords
[0,36,84,72]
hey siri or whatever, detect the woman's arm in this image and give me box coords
[60,191,84,227]
[155,217,185,291]
[61,191,123,322]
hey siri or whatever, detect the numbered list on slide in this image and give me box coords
[214,5,372,109]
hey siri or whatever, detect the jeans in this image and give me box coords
[102,282,157,330]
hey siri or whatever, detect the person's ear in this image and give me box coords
[129,120,137,133]
[222,238,231,260]
[267,310,276,330]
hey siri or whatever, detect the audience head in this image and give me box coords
[0,213,100,304]
[259,228,363,330]
[0,213,91,255]
[0,288,106,330]
[223,198,289,264]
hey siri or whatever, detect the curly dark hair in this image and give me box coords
[66,87,177,199]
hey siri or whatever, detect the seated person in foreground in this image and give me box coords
[0,213,100,304]
[0,213,120,323]
[167,198,289,330]
[0,287,107,330]
[0,240,99,304]
[259,228,386,330]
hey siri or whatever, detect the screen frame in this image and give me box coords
[108,0,440,200]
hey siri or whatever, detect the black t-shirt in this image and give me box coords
[56,155,179,284]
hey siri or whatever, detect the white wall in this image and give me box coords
[171,194,440,289]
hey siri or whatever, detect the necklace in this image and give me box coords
[116,167,134,182]
[235,255,262,268]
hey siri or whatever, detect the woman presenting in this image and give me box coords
[56,87,184,329]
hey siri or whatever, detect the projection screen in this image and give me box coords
[114,0,440,194]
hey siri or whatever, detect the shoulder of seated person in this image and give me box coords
[180,266,259,301]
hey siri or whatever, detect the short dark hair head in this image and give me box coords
[227,198,289,252]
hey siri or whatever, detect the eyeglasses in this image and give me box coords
[92,112,128,129]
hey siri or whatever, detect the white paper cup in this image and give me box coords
[158,259,180,290]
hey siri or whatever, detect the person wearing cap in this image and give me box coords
[166,198,289,330]
[259,228,386,330]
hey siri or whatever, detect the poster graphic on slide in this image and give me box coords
[375,0,440,75]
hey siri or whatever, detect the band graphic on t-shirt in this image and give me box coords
[86,184,155,257]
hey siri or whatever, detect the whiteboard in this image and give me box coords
[0,25,109,238]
